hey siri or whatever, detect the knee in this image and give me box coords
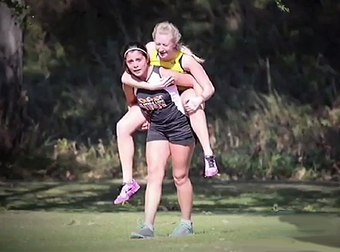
[147,166,165,185]
[116,118,130,136]
[173,171,189,187]
[180,89,196,104]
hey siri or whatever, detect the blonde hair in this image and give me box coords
[152,21,205,64]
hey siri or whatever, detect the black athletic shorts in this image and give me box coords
[146,117,196,146]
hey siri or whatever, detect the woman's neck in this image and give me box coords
[139,72,148,81]
[134,65,152,82]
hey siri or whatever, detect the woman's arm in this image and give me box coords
[121,71,173,90]
[146,41,155,54]
[181,54,215,103]
[160,68,197,88]
[121,71,153,89]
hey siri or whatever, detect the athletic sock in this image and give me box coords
[181,218,192,226]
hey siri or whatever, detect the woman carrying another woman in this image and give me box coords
[114,21,218,205]
[121,41,199,238]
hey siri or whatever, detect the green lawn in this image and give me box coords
[0,179,339,251]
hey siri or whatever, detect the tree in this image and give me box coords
[0,0,26,163]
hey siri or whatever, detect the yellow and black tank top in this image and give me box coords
[150,49,185,73]
[149,49,189,93]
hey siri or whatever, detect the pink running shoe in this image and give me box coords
[113,179,141,205]
[204,155,219,177]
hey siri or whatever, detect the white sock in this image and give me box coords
[181,219,192,226]
[144,222,154,231]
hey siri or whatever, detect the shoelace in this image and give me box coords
[117,184,130,197]
[136,219,148,230]
[206,156,216,168]
[117,184,124,192]
[172,222,191,234]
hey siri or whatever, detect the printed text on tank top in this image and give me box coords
[135,66,185,115]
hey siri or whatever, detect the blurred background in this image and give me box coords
[1,0,340,183]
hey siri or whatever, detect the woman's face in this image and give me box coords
[154,33,177,61]
[125,50,149,79]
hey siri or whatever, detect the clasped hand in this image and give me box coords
[184,96,204,115]
[138,120,150,131]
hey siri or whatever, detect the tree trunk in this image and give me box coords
[0,0,25,162]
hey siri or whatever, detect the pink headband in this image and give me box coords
[124,47,148,58]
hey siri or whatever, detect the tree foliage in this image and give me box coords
[0,0,26,162]
[1,0,340,181]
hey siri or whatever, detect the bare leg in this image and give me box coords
[113,105,147,205]
[180,88,219,177]
[169,141,195,237]
[116,105,146,183]
[181,89,213,156]
[144,140,170,227]
[130,140,170,238]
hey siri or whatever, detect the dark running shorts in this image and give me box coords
[146,117,196,146]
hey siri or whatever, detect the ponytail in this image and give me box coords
[179,44,205,64]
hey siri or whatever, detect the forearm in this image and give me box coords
[199,83,215,101]
[121,71,152,90]
[161,68,195,88]
[173,72,195,88]
[183,77,214,101]
[192,81,203,95]
[174,71,209,98]
[181,54,216,102]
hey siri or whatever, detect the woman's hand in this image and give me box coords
[184,96,204,114]
[138,120,150,131]
[121,71,174,91]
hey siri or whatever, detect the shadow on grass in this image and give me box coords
[1,178,339,249]
[0,178,339,214]
[279,214,340,249]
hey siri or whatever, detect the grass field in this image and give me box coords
[0,178,339,251]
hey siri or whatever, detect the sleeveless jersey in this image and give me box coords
[150,49,186,73]
[136,66,185,124]
[149,49,189,93]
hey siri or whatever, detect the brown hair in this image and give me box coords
[121,41,149,75]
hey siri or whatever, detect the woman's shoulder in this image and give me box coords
[146,41,156,54]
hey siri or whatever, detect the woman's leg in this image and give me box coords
[114,105,147,205]
[169,141,195,237]
[144,140,170,227]
[130,139,170,239]
[180,88,219,177]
